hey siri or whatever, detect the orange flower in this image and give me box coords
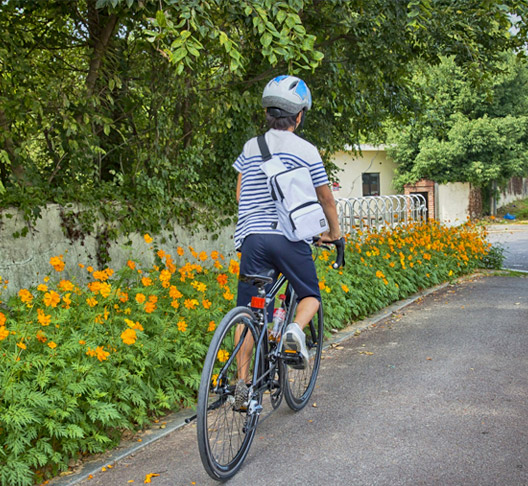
[228,259,239,275]
[95,346,110,361]
[169,286,183,299]
[86,297,98,307]
[216,274,228,286]
[0,326,9,341]
[341,284,349,293]
[36,330,47,343]
[37,284,48,292]
[44,291,61,308]
[170,300,180,309]
[121,328,137,345]
[144,301,156,313]
[99,282,112,298]
[18,289,33,304]
[211,251,219,260]
[88,281,102,293]
[37,308,51,326]
[202,299,212,309]
[207,321,216,332]
[157,249,166,259]
[198,251,208,261]
[58,280,74,292]
[184,299,199,310]
[217,349,229,363]
[177,246,184,256]
[0,312,5,326]
[223,289,234,301]
[48,341,57,349]
[17,341,27,350]
[79,340,86,345]
[135,293,146,304]
[49,255,65,272]
[144,233,153,244]
[142,277,153,287]
[159,269,171,283]
[177,320,187,332]
[127,260,136,270]
[125,318,144,331]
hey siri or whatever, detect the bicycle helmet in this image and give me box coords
[262,75,312,117]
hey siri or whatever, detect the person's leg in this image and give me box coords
[293,296,319,330]
[235,235,277,382]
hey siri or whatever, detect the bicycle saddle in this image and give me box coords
[239,269,275,287]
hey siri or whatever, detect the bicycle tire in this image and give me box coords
[197,307,262,481]
[282,298,324,411]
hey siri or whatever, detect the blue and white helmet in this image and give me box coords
[262,75,312,116]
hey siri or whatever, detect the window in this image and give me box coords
[362,173,380,196]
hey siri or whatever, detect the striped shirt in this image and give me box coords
[233,129,329,249]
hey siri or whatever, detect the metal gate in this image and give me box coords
[336,194,428,235]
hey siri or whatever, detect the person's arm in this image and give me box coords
[236,173,242,203]
[316,184,342,241]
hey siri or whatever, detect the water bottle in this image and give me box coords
[271,294,286,340]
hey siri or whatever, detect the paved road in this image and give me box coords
[69,274,528,486]
[486,223,528,271]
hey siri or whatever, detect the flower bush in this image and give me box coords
[318,221,491,329]
[0,222,492,485]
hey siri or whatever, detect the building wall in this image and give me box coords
[330,146,399,199]
[437,182,472,225]
[0,204,236,296]
[498,177,528,207]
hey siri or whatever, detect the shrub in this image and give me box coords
[0,222,491,485]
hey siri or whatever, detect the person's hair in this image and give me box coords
[265,111,299,130]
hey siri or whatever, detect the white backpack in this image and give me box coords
[258,135,328,242]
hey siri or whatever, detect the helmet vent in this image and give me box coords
[289,80,299,90]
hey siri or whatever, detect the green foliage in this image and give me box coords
[1,1,528,243]
[316,221,491,329]
[387,53,528,189]
[480,243,506,269]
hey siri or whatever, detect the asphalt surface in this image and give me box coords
[51,226,528,486]
[486,223,528,272]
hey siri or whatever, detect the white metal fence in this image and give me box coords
[336,194,428,235]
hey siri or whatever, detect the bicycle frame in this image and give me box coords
[248,273,288,398]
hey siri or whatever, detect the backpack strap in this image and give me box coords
[257,134,272,161]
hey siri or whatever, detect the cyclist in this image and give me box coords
[233,75,341,374]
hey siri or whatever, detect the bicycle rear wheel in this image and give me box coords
[197,307,262,481]
[282,298,324,411]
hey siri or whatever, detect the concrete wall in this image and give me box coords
[0,204,236,296]
[330,145,398,199]
[436,182,471,225]
[497,177,528,208]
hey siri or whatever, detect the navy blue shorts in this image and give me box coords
[236,234,321,317]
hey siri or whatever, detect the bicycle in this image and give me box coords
[195,238,345,481]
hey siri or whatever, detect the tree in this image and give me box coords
[1,0,528,235]
[386,53,528,191]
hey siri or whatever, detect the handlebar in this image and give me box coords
[313,237,346,269]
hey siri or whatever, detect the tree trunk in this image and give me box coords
[85,0,119,96]
[0,107,25,183]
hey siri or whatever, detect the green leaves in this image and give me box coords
[388,53,528,189]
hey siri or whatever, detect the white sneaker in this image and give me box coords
[283,323,309,370]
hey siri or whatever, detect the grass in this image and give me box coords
[496,196,528,221]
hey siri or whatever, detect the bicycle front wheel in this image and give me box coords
[197,307,262,481]
[283,300,324,411]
